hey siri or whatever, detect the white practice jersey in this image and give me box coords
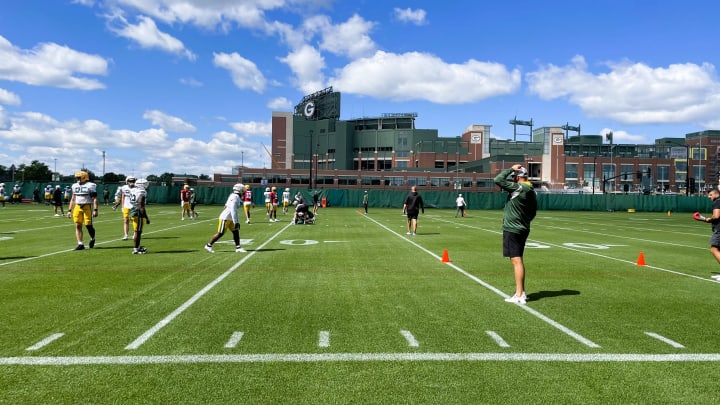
[119,185,136,209]
[71,181,97,205]
[219,192,242,224]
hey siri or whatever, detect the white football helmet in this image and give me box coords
[126,176,137,185]
[135,178,149,189]
[285,188,289,192]
[233,183,244,193]
[265,187,270,192]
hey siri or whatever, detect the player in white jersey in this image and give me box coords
[204,183,246,253]
[264,187,271,216]
[129,179,149,254]
[282,188,290,214]
[118,177,137,240]
[67,171,98,250]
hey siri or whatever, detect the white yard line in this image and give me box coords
[125,223,292,350]
[318,331,330,348]
[363,214,601,348]
[2,352,720,365]
[400,330,420,347]
[224,332,245,349]
[25,333,64,351]
[644,332,685,349]
[486,330,511,348]
[434,216,720,284]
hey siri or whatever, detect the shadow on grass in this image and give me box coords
[527,289,580,302]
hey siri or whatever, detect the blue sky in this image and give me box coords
[1,0,719,178]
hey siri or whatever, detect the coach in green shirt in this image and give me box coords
[494,164,537,305]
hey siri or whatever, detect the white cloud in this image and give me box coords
[230,120,271,136]
[279,45,326,94]
[267,97,293,110]
[0,35,108,90]
[110,15,196,60]
[213,52,267,93]
[0,88,21,106]
[330,51,521,103]
[179,77,203,87]
[143,110,197,133]
[315,14,376,58]
[526,55,720,125]
[393,7,427,25]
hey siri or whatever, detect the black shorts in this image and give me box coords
[406,210,419,220]
[503,230,529,258]
[711,232,720,248]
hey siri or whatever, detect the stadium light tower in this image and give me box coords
[509,116,533,141]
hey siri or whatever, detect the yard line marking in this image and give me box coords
[400,330,420,347]
[433,217,720,284]
[125,223,292,350]
[3,352,720,365]
[224,332,245,349]
[26,333,64,351]
[363,215,601,348]
[644,332,685,349]
[318,331,330,348]
[0,216,210,267]
[486,331,511,348]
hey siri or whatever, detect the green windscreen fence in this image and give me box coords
[6,182,712,213]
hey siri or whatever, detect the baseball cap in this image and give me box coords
[516,167,528,177]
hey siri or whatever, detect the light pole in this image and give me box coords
[308,130,313,190]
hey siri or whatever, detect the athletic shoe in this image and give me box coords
[246,219,250,224]
[74,244,85,251]
[711,274,720,280]
[54,214,60,217]
[89,238,95,248]
[504,292,527,305]
[235,247,247,253]
[204,244,214,253]
[132,247,147,254]
[412,232,416,236]
[122,235,128,240]
[406,231,411,235]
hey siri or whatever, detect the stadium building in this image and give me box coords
[209,87,719,195]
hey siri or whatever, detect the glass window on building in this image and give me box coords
[361,176,381,185]
[565,163,578,180]
[337,176,358,186]
[656,165,670,181]
[387,177,404,186]
[435,161,445,169]
[316,176,334,185]
[583,163,596,183]
[407,177,427,187]
[290,175,309,185]
[620,164,634,180]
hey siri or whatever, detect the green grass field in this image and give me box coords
[1,201,719,403]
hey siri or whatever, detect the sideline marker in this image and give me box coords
[441,249,451,263]
[636,252,646,266]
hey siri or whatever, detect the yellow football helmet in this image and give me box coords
[75,171,89,182]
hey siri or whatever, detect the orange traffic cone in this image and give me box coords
[667,210,671,217]
[441,249,451,263]
[359,210,363,214]
[636,252,646,266]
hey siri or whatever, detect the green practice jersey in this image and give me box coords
[493,168,537,233]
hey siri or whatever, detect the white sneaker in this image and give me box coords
[204,244,214,253]
[246,219,250,224]
[406,231,411,235]
[235,247,247,253]
[122,235,128,240]
[711,274,720,280]
[54,214,60,217]
[504,292,527,304]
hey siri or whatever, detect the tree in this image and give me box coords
[18,160,52,182]
[102,172,124,184]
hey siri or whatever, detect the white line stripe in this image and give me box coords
[224,332,244,348]
[26,333,64,351]
[400,330,419,347]
[486,330,510,348]
[318,331,330,348]
[3,352,720,365]
[436,216,720,284]
[644,332,685,349]
[363,215,600,348]
[125,224,292,350]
